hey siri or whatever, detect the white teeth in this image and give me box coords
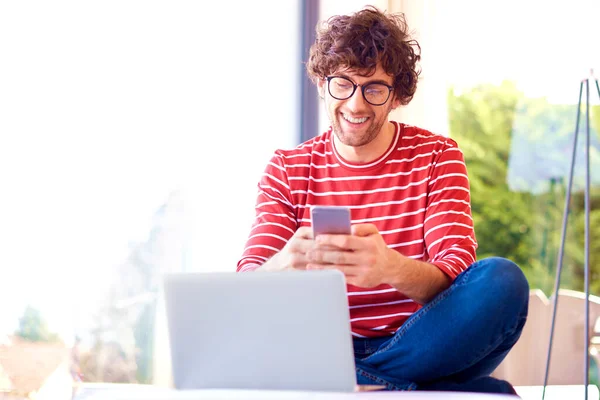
[342,114,368,124]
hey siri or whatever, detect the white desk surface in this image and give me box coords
[79,387,515,400]
[76,384,600,400]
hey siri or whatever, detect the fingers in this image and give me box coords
[314,224,379,249]
[307,247,368,266]
[281,225,378,271]
[351,223,379,237]
[286,226,316,254]
[315,234,362,250]
[288,236,315,254]
[307,263,359,277]
[281,227,315,270]
[286,252,311,270]
[295,226,314,239]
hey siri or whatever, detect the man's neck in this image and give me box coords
[333,121,395,164]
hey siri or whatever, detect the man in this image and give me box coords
[237,6,528,394]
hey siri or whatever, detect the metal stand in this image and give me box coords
[543,72,599,400]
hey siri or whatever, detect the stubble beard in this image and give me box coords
[330,105,391,148]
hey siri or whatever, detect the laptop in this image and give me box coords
[162,269,383,392]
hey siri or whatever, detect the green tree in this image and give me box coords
[447,82,600,296]
[448,82,537,271]
[14,305,61,343]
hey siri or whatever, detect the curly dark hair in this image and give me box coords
[306,6,421,106]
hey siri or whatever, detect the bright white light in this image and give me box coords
[0,0,300,338]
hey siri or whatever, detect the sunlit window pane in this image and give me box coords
[0,0,300,395]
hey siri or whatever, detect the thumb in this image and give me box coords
[351,223,379,237]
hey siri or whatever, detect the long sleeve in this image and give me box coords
[424,139,477,279]
[237,152,297,272]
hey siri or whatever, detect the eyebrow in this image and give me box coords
[335,74,392,86]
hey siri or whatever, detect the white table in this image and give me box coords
[76,384,600,400]
[78,387,515,400]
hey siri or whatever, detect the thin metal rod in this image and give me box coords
[583,78,591,400]
[542,80,584,400]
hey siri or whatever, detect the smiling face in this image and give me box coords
[318,64,401,160]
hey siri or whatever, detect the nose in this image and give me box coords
[345,86,368,112]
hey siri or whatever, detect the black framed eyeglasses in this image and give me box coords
[326,76,394,106]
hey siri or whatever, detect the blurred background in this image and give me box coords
[0,0,599,398]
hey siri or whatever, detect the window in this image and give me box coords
[427,0,600,295]
[0,0,301,394]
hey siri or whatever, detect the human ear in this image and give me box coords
[317,78,326,98]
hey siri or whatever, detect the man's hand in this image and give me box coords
[257,227,315,272]
[260,223,450,303]
[306,223,397,287]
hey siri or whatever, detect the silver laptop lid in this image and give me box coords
[162,269,356,392]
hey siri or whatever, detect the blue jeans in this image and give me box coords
[353,257,529,392]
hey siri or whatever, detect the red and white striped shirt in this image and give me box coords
[237,122,477,338]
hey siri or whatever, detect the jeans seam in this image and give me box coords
[451,313,528,377]
[356,367,417,391]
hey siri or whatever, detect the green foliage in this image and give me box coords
[447,82,600,296]
[14,305,61,343]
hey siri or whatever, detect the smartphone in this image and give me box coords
[311,206,352,237]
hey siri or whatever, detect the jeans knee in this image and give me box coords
[486,257,528,293]
[471,257,530,314]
